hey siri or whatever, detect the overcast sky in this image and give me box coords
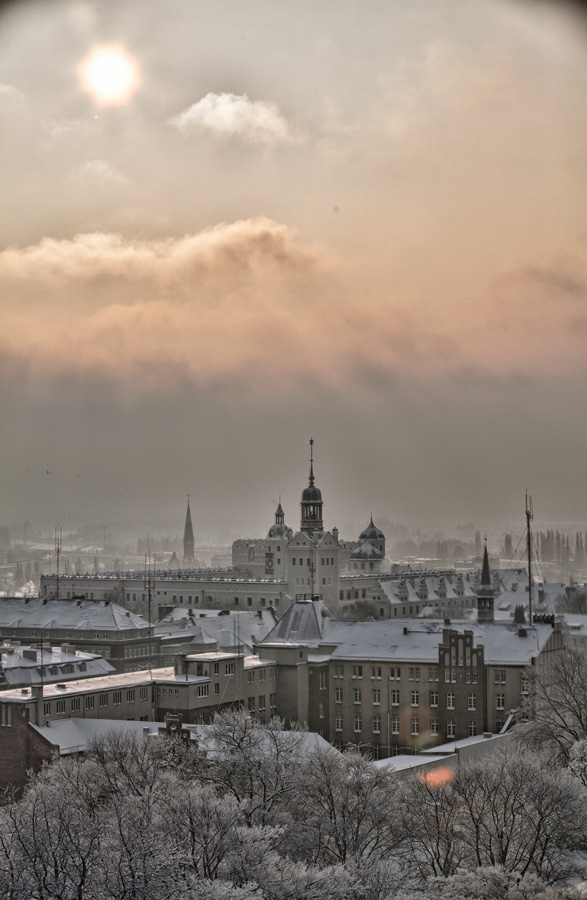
[1,0,587,538]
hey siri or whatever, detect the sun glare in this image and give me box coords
[79,44,140,106]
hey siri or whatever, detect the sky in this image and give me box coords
[1,0,587,540]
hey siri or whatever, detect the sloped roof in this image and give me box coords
[0,598,150,631]
[264,599,335,644]
[261,603,554,665]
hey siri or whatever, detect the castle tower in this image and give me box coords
[476,542,495,624]
[183,496,195,564]
[267,502,293,540]
[300,439,324,535]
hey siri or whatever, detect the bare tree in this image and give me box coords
[290,748,399,866]
[521,648,587,763]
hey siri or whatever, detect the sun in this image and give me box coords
[78,44,140,106]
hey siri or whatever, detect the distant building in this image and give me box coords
[41,441,391,618]
[0,598,162,673]
[0,642,114,688]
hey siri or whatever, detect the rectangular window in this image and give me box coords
[259,695,266,711]
[197,684,209,698]
[352,666,363,679]
[430,717,439,735]
[43,702,51,716]
[451,669,457,683]
[468,720,477,736]
[372,688,381,705]
[372,714,381,734]
[269,693,276,709]
[214,683,220,695]
[353,687,362,704]
[472,668,478,684]
[248,697,255,712]
[447,719,456,738]
[408,667,420,682]
[391,716,400,734]
[411,716,419,735]
[392,689,400,706]
[319,702,324,719]
[258,669,266,682]
[390,666,401,680]
[520,675,529,695]
[225,663,235,676]
[335,714,343,732]
[319,672,327,690]
[335,687,343,703]
[126,690,135,703]
[467,693,476,711]
[56,699,65,714]
[428,666,439,681]
[447,692,455,710]
[465,668,472,684]
[247,671,255,684]
[71,698,80,712]
[429,691,438,708]
[411,690,419,707]
[140,687,148,701]
[99,693,108,708]
[85,695,95,710]
[496,693,505,710]
[444,667,451,683]
[370,666,382,680]
[354,713,362,733]
[333,664,344,678]
[494,669,506,685]
[213,662,220,675]
[113,691,121,705]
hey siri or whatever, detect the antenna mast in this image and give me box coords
[54,525,62,599]
[144,550,155,676]
[526,493,533,626]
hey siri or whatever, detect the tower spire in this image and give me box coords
[477,539,494,623]
[300,438,323,535]
[183,495,195,564]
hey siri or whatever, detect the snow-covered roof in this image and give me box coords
[0,644,114,687]
[0,597,150,631]
[262,602,555,665]
[30,717,336,758]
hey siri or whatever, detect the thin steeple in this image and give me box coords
[309,437,315,486]
[183,495,195,563]
[481,539,491,585]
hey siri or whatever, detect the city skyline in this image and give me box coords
[2,0,587,531]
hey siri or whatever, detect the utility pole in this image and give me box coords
[526,493,533,627]
[54,525,62,599]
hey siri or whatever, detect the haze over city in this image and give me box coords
[2,0,587,536]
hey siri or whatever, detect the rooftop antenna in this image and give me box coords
[144,550,155,678]
[526,492,533,626]
[54,525,62,599]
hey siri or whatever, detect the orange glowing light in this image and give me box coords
[78,44,140,106]
[419,766,454,788]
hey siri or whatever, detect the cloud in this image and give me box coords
[71,158,131,187]
[2,218,587,399]
[170,92,301,146]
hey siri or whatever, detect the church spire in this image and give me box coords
[477,539,494,623]
[481,539,491,586]
[309,437,315,486]
[183,495,195,564]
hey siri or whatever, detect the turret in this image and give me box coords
[300,438,324,535]
[476,542,495,623]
